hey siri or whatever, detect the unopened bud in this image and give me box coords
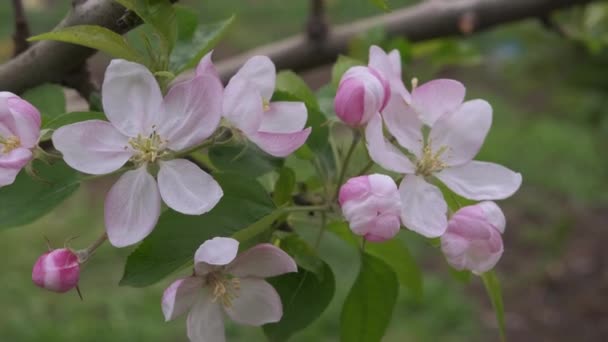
[32,248,80,293]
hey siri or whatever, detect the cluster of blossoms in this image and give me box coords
[336,46,521,274]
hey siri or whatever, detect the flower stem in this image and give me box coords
[77,232,107,263]
[333,132,360,201]
[356,159,375,176]
[314,211,327,249]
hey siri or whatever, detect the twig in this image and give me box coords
[307,0,329,41]
[11,0,31,56]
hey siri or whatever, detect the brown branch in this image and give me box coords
[217,0,594,82]
[307,0,328,41]
[12,0,31,56]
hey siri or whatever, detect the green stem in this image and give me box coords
[283,205,330,213]
[314,211,327,249]
[356,159,375,176]
[333,133,360,201]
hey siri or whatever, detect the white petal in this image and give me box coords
[436,161,522,201]
[399,175,448,238]
[0,166,21,187]
[478,201,506,234]
[159,75,223,151]
[162,277,204,321]
[249,128,311,158]
[411,79,465,126]
[224,278,282,326]
[368,45,394,81]
[259,102,307,133]
[194,237,239,276]
[227,244,297,278]
[222,79,263,135]
[102,59,163,137]
[231,55,276,100]
[52,120,132,175]
[104,167,161,247]
[158,159,223,215]
[187,292,226,342]
[429,99,492,166]
[364,113,415,174]
[382,94,423,158]
[5,96,41,148]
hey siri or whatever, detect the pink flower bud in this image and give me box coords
[32,248,80,293]
[335,66,389,127]
[440,201,505,274]
[339,174,402,242]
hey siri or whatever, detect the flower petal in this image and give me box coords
[195,50,220,80]
[187,291,225,342]
[0,166,21,187]
[104,167,161,247]
[429,99,492,166]
[259,102,307,133]
[224,278,282,326]
[223,79,264,135]
[0,147,32,169]
[194,237,239,276]
[158,159,223,215]
[102,59,163,137]
[52,120,132,175]
[162,276,204,321]
[364,113,415,174]
[411,79,465,126]
[231,55,276,100]
[436,161,522,201]
[6,96,41,148]
[227,244,297,278]
[250,128,311,158]
[368,45,394,81]
[159,74,223,151]
[382,95,423,158]
[399,175,448,238]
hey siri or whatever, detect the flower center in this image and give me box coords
[262,98,271,112]
[0,135,21,154]
[415,144,447,177]
[128,130,168,164]
[206,272,241,308]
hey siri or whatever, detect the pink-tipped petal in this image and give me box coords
[102,59,163,137]
[223,79,264,135]
[231,55,276,100]
[52,120,132,175]
[250,127,311,158]
[364,113,415,174]
[187,292,226,342]
[478,201,506,233]
[194,237,239,276]
[158,159,223,215]
[159,74,223,151]
[224,278,283,326]
[411,79,465,126]
[365,214,401,242]
[382,95,424,158]
[429,99,492,166]
[436,161,522,201]
[6,97,41,148]
[259,102,307,133]
[105,167,161,247]
[195,51,220,80]
[32,248,80,293]
[162,276,204,321]
[399,175,448,238]
[228,244,297,278]
[387,49,402,77]
[0,147,32,169]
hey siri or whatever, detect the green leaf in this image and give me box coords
[209,144,283,177]
[264,262,335,342]
[340,253,398,342]
[21,84,66,123]
[275,71,320,110]
[0,161,80,230]
[171,15,235,73]
[232,209,284,251]
[29,25,144,62]
[370,0,390,11]
[174,5,198,41]
[436,181,475,212]
[120,173,276,287]
[279,234,325,280]
[331,55,364,88]
[481,271,506,342]
[43,111,106,131]
[273,167,296,206]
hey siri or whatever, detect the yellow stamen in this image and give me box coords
[415,143,447,177]
[206,272,241,308]
[411,77,419,90]
[0,135,21,153]
[262,98,271,112]
[127,130,168,165]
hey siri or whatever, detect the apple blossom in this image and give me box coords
[366,79,521,238]
[222,56,311,157]
[162,237,297,342]
[0,92,41,187]
[441,201,505,274]
[32,248,80,293]
[52,53,224,247]
[339,174,402,242]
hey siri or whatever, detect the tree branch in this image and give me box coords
[216,0,593,82]
[12,0,31,56]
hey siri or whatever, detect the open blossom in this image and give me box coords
[366,79,522,238]
[162,237,297,342]
[334,45,408,126]
[223,56,311,157]
[53,53,223,247]
[32,248,80,293]
[441,201,505,274]
[339,174,402,242]
[0,92,41,187]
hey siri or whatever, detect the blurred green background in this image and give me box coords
[2,0,608,341]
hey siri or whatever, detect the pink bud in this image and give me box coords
[32,248,80,293]
[440,201,505,274]
[334,66,389,127]
[339,174,402,242]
